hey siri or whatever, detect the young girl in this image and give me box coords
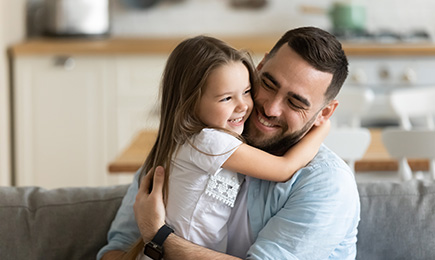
[127,35,329,259]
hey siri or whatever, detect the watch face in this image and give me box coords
[144,243,163,260]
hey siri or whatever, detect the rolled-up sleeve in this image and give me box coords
[246,156,360,260]
[97,170,142,260]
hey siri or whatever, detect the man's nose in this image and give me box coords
[263,97,283,118]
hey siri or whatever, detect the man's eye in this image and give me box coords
[288,99,304,110]
[261,79,273,90]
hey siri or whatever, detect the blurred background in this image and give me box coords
[23,0,435,38]
[2,0,435,188]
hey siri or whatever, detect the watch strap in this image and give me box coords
[152,224,174,246]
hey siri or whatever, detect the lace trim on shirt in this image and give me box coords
[205,170,242,207]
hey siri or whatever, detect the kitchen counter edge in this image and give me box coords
[10,37,435,56]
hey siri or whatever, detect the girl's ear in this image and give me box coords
[256,53,268,71]
[314,100,339,126]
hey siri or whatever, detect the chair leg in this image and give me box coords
[398,158,413,181]
[430,159,435,181]
[400,116,412,130]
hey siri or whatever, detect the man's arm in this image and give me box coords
[135,166,241,260]
[164,233,239,260]
[97,170,142,260]
[100,250,125,260]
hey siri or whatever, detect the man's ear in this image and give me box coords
[314,100,339,126]
[256,53,268,71]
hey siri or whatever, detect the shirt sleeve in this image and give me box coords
[246,162,360,260]
[97,170,142,260]
[190,129,243,174]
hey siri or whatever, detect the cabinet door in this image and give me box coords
[13,55,117,188]
[114,55,167,149]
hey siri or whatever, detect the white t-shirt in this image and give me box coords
[226,177,253,258]
[165,128,244,252]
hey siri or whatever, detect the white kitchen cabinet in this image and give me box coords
[12,53,167,188]
[106,55,167,185]
[13,55,118,188]
[114,55,166,149]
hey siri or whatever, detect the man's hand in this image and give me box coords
[133,166,240,260]
[134,166,167,243]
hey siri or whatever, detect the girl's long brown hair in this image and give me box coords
[123,35,258,259]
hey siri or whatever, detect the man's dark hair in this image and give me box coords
[268,26,348,102]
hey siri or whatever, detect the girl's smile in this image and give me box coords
[197,61,253,135]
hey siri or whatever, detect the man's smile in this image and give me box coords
[258,114,275,127]
[254,109,280,129]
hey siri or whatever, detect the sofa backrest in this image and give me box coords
[356,180,435,260]
[0,184,129,260]
[1,180,435,260]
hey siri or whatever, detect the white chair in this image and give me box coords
[325,86,374,172]
[324,127,371,173]
[382,128,435,181]
[382,87,435,181]
[332,86,375,128]
[389,87,435,130]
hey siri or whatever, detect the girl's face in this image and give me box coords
[198,61,253,135]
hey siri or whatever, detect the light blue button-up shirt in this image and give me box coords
[97,145,360,260]
[246,145,360,259]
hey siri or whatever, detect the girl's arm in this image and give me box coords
[222,120,330,182]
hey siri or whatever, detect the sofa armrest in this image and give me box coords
[0,184,129,260]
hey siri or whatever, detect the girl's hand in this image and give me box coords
[134,166,167,242]
[310,118,331,138]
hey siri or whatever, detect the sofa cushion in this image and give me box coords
[357,180,435,260]
[0,184,129,260]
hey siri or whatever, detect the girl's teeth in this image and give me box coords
[258,115,274,127]
[229,118,243,123]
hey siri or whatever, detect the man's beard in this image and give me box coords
[244,113,318,156]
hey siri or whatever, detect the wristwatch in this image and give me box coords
[144,224,174,260]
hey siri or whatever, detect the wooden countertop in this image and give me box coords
[9,36,277,56]
[10,37,435,56]
[108,129,429,173]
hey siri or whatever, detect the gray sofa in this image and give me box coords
[1,180,434,260]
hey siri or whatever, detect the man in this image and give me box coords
[98,26,360,260]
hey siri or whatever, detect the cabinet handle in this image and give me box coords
[53,56,76,70]
[379,67,390,80]
[350,68,367,84]
[402,68,417,83]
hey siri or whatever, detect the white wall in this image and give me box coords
[0,0,26,186]
[23,0,435,39]
[111,0,327,37]
[111,0,435,39]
